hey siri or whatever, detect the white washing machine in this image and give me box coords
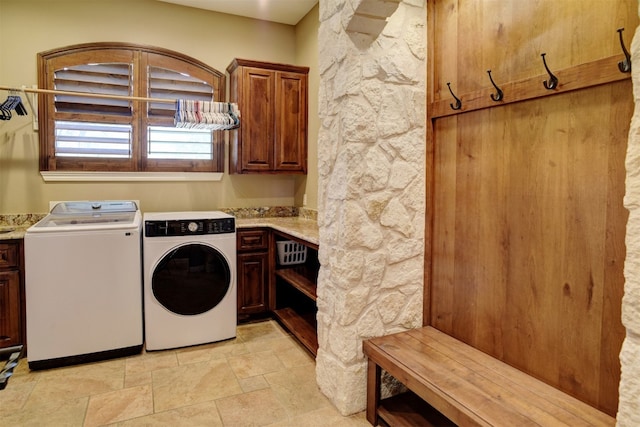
[143,211,236,351]
[24,200,143,370]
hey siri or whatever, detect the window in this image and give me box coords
[37,43,225,174]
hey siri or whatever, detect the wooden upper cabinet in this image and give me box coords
[238,67,275,172]
[227,59,309,174]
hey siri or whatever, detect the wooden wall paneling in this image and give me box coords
[502,97,567,384]
[432,86,628,411]
[480,0,507,69]
[455,0,483,95]
[423,0,437,325]
[427,0,636,415]
[599,79,631,412]
[557,86,610,405]
[430,51,631,415]
[432,0,637,119]
[430,115,457,333]
[430,55,631,120]
[432,0,458,101]
[430,87,628,413]
[472,105,510,360]
[450,110,485,346]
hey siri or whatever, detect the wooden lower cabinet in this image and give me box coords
[0,240,24,349]
[236,227,319,355]
[236,229,270,320]
[237,252,269,315]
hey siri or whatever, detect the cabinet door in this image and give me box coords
[241,67,275,172]
[237,252,269,314]
[274,71,307,172]
[0,270,21,348]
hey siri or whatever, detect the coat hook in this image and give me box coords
[618,28,631,73]
[447,82,462,110]
[487,70,503,102]
[541,53,558,90]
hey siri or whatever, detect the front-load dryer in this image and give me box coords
[143,211,236,351]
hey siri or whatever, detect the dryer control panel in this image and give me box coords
[145,218,235,237]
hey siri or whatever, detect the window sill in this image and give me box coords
[40,171,224,182]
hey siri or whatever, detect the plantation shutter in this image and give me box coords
[146,65,215,160]
[54,63,132,116]
[55,121,132,158]
[38,43,226,173]
[147,66,214,118]
[53,63,133,158]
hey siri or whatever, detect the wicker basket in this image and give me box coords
[276,240,308,265]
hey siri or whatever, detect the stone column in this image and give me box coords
[618,8,640,425]
[316,0,426,415]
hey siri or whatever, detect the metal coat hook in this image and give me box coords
[618,28,632,73]
[541,53,559,90]
[447,82,462,110]
[487,70,503,102]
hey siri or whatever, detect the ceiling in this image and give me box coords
[157,0,318,25]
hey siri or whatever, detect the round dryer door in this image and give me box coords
[152,243,231,315]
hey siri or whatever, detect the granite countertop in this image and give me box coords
[0,213,45,240]
[0,218,319,246]
[0,226,29,240]
[236,217,319,246]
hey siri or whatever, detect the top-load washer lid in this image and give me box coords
[27,200,141,232]
[50,200,138,215]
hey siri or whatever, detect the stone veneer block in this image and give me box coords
[618,338,640,425]
[354,0,401,18]
[346,14,388,35]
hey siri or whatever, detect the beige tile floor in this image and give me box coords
[0,320,370,426]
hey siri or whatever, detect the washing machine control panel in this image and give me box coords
[145,218,235,237]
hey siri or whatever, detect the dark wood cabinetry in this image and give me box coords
[236,228,271,319]
[0,240,24,349]
[227,59,309,174]
[236,226,319,355]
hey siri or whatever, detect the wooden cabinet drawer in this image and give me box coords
[237,229,269,252]
[0,243,18,270]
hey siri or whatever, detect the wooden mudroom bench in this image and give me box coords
[363,326,615,426]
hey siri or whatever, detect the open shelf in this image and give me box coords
[273,307,318,356]
[378,391,455,427]
[271,232,319,357]
[275,265,317,301]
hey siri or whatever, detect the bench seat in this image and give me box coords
[362,326,615,426]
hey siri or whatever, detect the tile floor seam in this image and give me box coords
[2,320,369,426]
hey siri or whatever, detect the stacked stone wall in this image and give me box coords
[316,0,426,415]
